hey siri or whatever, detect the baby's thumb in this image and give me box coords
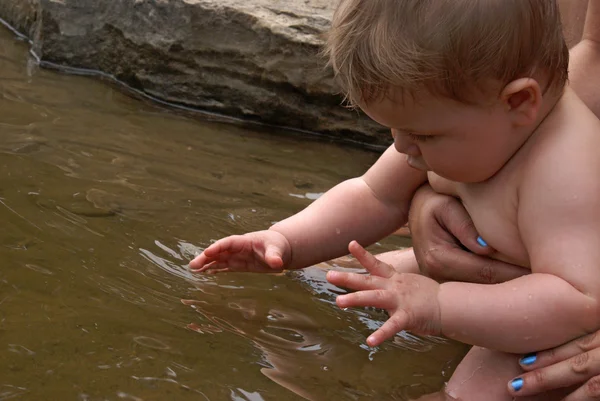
[264,245,284,269]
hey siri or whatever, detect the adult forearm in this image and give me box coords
[568,0,600,118]
[583,0,600,42]
[270,177,410,269]
[438,274,598,353]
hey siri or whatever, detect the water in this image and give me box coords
[0,27,466,400]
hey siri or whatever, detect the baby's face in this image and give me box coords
[361,90,520,183]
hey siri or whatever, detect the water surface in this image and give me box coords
[0,27,466,400]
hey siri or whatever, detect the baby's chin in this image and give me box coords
[431,166,500,184]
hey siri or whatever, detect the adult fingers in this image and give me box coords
[422,246,528,284]
[563,375,600,401]
[508,347,600,397]
[348,240,395,278]
[432,196,493,256]
[326,270,388,292]
[520,332,600,371]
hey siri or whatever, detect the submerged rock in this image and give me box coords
[0,0,389,148]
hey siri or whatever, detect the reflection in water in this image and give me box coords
[171,249,465,400]
[0,25,467,400]
[0,385,28,400]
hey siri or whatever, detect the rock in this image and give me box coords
[0,0,390,148]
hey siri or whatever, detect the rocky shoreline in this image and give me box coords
[0,0,390,149]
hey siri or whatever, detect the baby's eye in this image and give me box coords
[407,132,434,142]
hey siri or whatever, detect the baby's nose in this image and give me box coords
[393,135,421,157]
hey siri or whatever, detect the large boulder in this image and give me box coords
[0,0,389,148]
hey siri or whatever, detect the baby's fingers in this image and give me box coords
[202,258,281,274]
[189,259,217,272]
[366,312,409,347]
[189,253,212,271]
[189,251,231,271]
[326,270,388,291]
[336,289,397,310]
[348,241,395,278]
[189,239,238,271]
[264,244,284,269]
[202,236,248,257]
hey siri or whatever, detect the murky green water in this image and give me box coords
[0,27,466,400]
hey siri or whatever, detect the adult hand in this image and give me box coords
[409,184,528,283]
[508,331,600,400]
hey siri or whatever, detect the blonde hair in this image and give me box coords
[325,0,569,107]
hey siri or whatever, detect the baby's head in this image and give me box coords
[326,0,568,108]
[326,0,569,182]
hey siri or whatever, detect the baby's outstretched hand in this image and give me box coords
[327,241,442,347]
[189,230,291,274]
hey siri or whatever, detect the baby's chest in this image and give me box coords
[428,173,530,268]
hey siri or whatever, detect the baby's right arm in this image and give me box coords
[190,144,427,272]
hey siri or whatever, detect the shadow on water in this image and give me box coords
[0,26,467,400]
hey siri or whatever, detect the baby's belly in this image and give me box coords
[428,173,530,269]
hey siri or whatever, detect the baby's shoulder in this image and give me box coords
[523,98,600,191]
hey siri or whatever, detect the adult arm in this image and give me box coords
[569,0,600,117]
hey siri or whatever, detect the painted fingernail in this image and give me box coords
[510,378,523,392]
[476,236,488,247]
[520,353,537,366]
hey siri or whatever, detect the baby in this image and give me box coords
[191,1,600,399]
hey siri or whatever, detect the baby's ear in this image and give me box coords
[501,78,542,127]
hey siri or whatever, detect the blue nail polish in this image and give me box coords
[477,236,488,247]
[520,353,537,366]
[510,378,523,392]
